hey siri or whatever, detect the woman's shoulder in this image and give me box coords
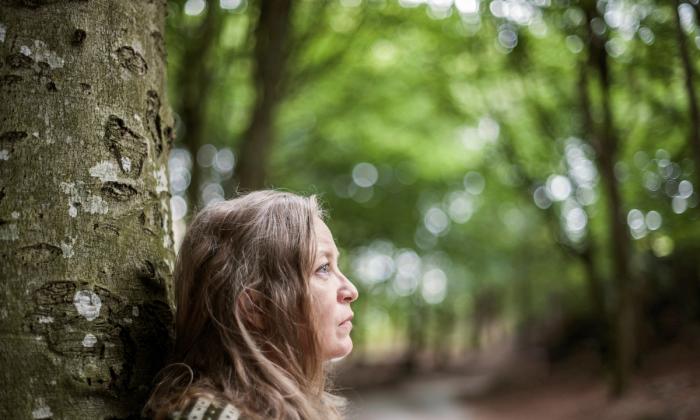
[168,396,241,420]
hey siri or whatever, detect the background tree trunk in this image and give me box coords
[0,1,175,417]
[581,2,636,395]
[234,0,293,190]
[500,123,608,336]
[179,2,224,209]
[403,296,428,373]
[674,0,700,190]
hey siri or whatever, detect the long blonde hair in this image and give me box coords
[144,190,345,419]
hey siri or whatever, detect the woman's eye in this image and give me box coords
[316,263,330,274]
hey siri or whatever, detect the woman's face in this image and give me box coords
[310,217,359,360]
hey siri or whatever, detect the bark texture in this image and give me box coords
[0,1,175,417]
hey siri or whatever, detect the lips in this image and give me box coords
[339,313,354,326]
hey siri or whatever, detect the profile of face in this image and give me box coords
[309,217,359,361]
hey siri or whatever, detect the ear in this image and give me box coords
[237,288,264,330]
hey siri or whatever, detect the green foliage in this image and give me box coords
[168,0,700,358]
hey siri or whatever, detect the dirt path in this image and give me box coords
[342,343,700,420]
[346,374,486,419]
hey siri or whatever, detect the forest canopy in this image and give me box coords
[165,2,700,394]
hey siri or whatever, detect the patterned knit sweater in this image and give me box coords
[168,397,241,420]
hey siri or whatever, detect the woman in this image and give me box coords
[144,190,359,420]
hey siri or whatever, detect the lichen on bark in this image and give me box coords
[0,1,176,417]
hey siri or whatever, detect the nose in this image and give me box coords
[338,273,359,303]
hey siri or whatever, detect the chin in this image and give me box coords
[326,339,353,361]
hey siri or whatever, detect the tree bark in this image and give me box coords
[234,0,293,191]
[0,1,175,417]
[673,0,700,190]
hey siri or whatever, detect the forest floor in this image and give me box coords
[340,338,700,420]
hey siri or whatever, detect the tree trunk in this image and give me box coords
[581,4,636,395]
[179,2,224,209]
[579,245,611,364]
[499,123,609,356]
[674,0,700,190]
[0,1,175,418]
[234,0,293,190]
[403,297,427,373]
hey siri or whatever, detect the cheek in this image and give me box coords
[310,284,335,330]
[319,299,337,335]
[311,286,349,357]
[311,280,336,312]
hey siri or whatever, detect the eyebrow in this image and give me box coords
[317,248,340,259]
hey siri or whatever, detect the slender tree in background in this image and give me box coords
[674,0,700,190]
[0,1,174,417]
[469,288,501,351]
[234,0,293,190]
[403,296,428,372]
[581,1,636,395]
[178,2,224,208]
[500,126,609,358]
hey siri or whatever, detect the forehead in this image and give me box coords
[313,217,337,255]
